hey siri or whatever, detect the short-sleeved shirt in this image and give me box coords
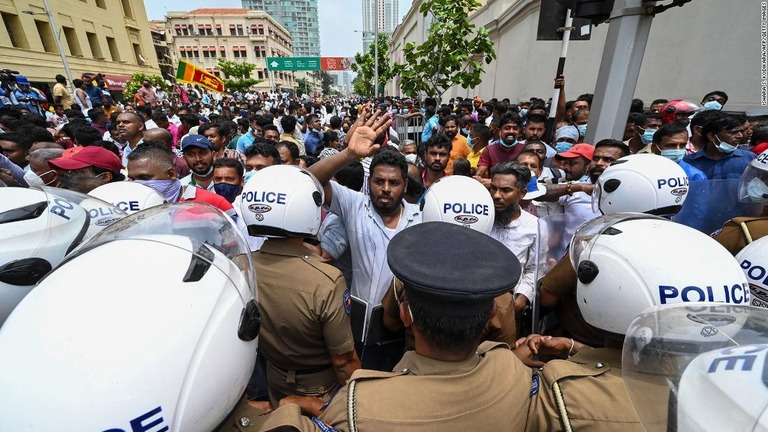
[180,173,215,192]
[53,82,75,111]
[236,131,258,154]
[477,142,526,169]
[558,175,600,241]
[421,115,439,142]
[490,210,539,301]
[446,134,471,175]
[683,147,756,180]
[253,240,355,369]
[467,144,486,171]
[329,181,421,310]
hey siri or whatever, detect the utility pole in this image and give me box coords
[43,0,75,88]
[584,0,655,143]
[374,0,379,99]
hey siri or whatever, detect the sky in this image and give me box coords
[144,0,413,58]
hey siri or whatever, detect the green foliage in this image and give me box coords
[216,58,262,93]
[320,71,334,95]
[351,33,394,97]
[123,73,164,101]
[396,0,496,101]
[296,78,311,96]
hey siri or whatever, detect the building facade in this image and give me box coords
[150,21,173,81]
[241,0,320,57]
[0,0,159,94]
[164,8,295,92]
[388,0,758,112]
[362,0,399,51]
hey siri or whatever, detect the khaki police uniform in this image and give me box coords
[381,278,518,351]
[538,256,605,347]
[218,341,535,431]
[711,216,768,255]
[254,240,356,407]
[527,348,643,432]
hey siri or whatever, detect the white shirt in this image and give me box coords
[490,209,539,302]
[180,173,215,192]
[533,167,565,217]
[329,181,421,316]
[558,175,601,242]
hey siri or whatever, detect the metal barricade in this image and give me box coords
[393,115,425,146]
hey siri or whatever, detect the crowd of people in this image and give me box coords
[2,71,768,431]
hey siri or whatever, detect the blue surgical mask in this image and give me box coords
[401,109,408,114]
[555,141,574,153]
[461,128,470,136]
[467,135,473,148]
[577,124,588,138]
[640,128,658,145]
[244,170,255,184]
[714,136,737,154]
[134,179,181,203]
[703,101,722,111]
[500,137,518,148]
[520,109,528,117]
[657,146,686,163]
[213,182,241,203]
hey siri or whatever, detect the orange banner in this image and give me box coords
[321,57,353,71]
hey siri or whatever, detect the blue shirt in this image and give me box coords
[236,131,257,154]
[421,115,439,142]
[683,147,756,180]
[678,159,708,181]
[303,129,324,156]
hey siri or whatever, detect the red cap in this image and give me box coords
[48,146,122,172]
[555,143,594,160]
[752,142,768,155]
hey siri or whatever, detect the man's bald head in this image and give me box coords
[142,128,173,149]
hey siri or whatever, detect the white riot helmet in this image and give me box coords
[571,214,749,335]
[736,236,768,309]
[592,154,689,216]
[738,150,768,203]
[89,181,166,214]
[240,164,324,238]
[0,203,260,431]
[420,176,495,234]
[623,303,768,432]
[0,187,89,326]
[42,186,127,240]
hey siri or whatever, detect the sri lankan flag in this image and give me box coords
[176,59,225,93]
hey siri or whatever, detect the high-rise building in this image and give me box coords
[362,0,399,51]
[241,0,320,57]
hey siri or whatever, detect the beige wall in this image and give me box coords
[165,10,296,92]
[0,0,160,84]
[389,0,759,111]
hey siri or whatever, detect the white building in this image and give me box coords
[388,0,759,111]
[363,0,399,51]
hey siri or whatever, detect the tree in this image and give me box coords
[319,71,334,95]
[216,59,261,93]
[352,74,370,96]
[396,0,496,101]
[296,78,311,96]
[351,33,394,97]
[124,73,164,102]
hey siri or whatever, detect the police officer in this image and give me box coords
[222,222,537,431]
[527,215,750,431]
[240,164,361,408]
[380,175,519,350]
[539,154,691,346]
[711,148,768,254]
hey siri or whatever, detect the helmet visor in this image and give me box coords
[738,162,768,204]
[622,303,768,432]
[41,186,127,240]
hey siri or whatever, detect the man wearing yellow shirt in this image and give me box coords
[52,75,75,111]
[467,123,492,175]
[442,115,471,175]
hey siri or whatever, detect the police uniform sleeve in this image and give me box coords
[483,292,517,347]
[538,254,577,299]
[319,275,357,356]
[711,218,768,255]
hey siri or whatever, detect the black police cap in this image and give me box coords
[387,222,522,315]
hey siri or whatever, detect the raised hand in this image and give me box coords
[346,109,392,159]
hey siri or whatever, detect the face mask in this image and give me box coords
[404,154,418,164]
[244,170,255,184]
[640,128,658,145]
[193,164,214,177]
[134,179,181,203]
[520,109,528,117]
[23,169,54,188]
[401,109,408,114]
[747,177,768,202]
[213,182,240,203]
[461,128,470,136]
[577,124,588,138]
[467,136,473,148]
[500,137,518,148]
[703,101,722,111]
[657,146,686,163]
[714,136,737,154]
[555,141,573,153]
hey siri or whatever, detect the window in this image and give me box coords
[219,46,227,58]
[86,32,103,59]
[191,47,199,58]
[174,25,182,36]
[215,24,222,36]
[121,0,134,19]
[257,70,264,80]
[236,25,244,36]
[180,49,187,58]
[229,24,236,36]
[1,13,28,49]
[35,20,56,53]
[132,43,144,64]
[106,36,120,61]
[96,0,106,8]
[63,26,81,56]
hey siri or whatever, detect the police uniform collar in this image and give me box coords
[394,348,481,376]
[568,347,623,369]
[260,239,323,259]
